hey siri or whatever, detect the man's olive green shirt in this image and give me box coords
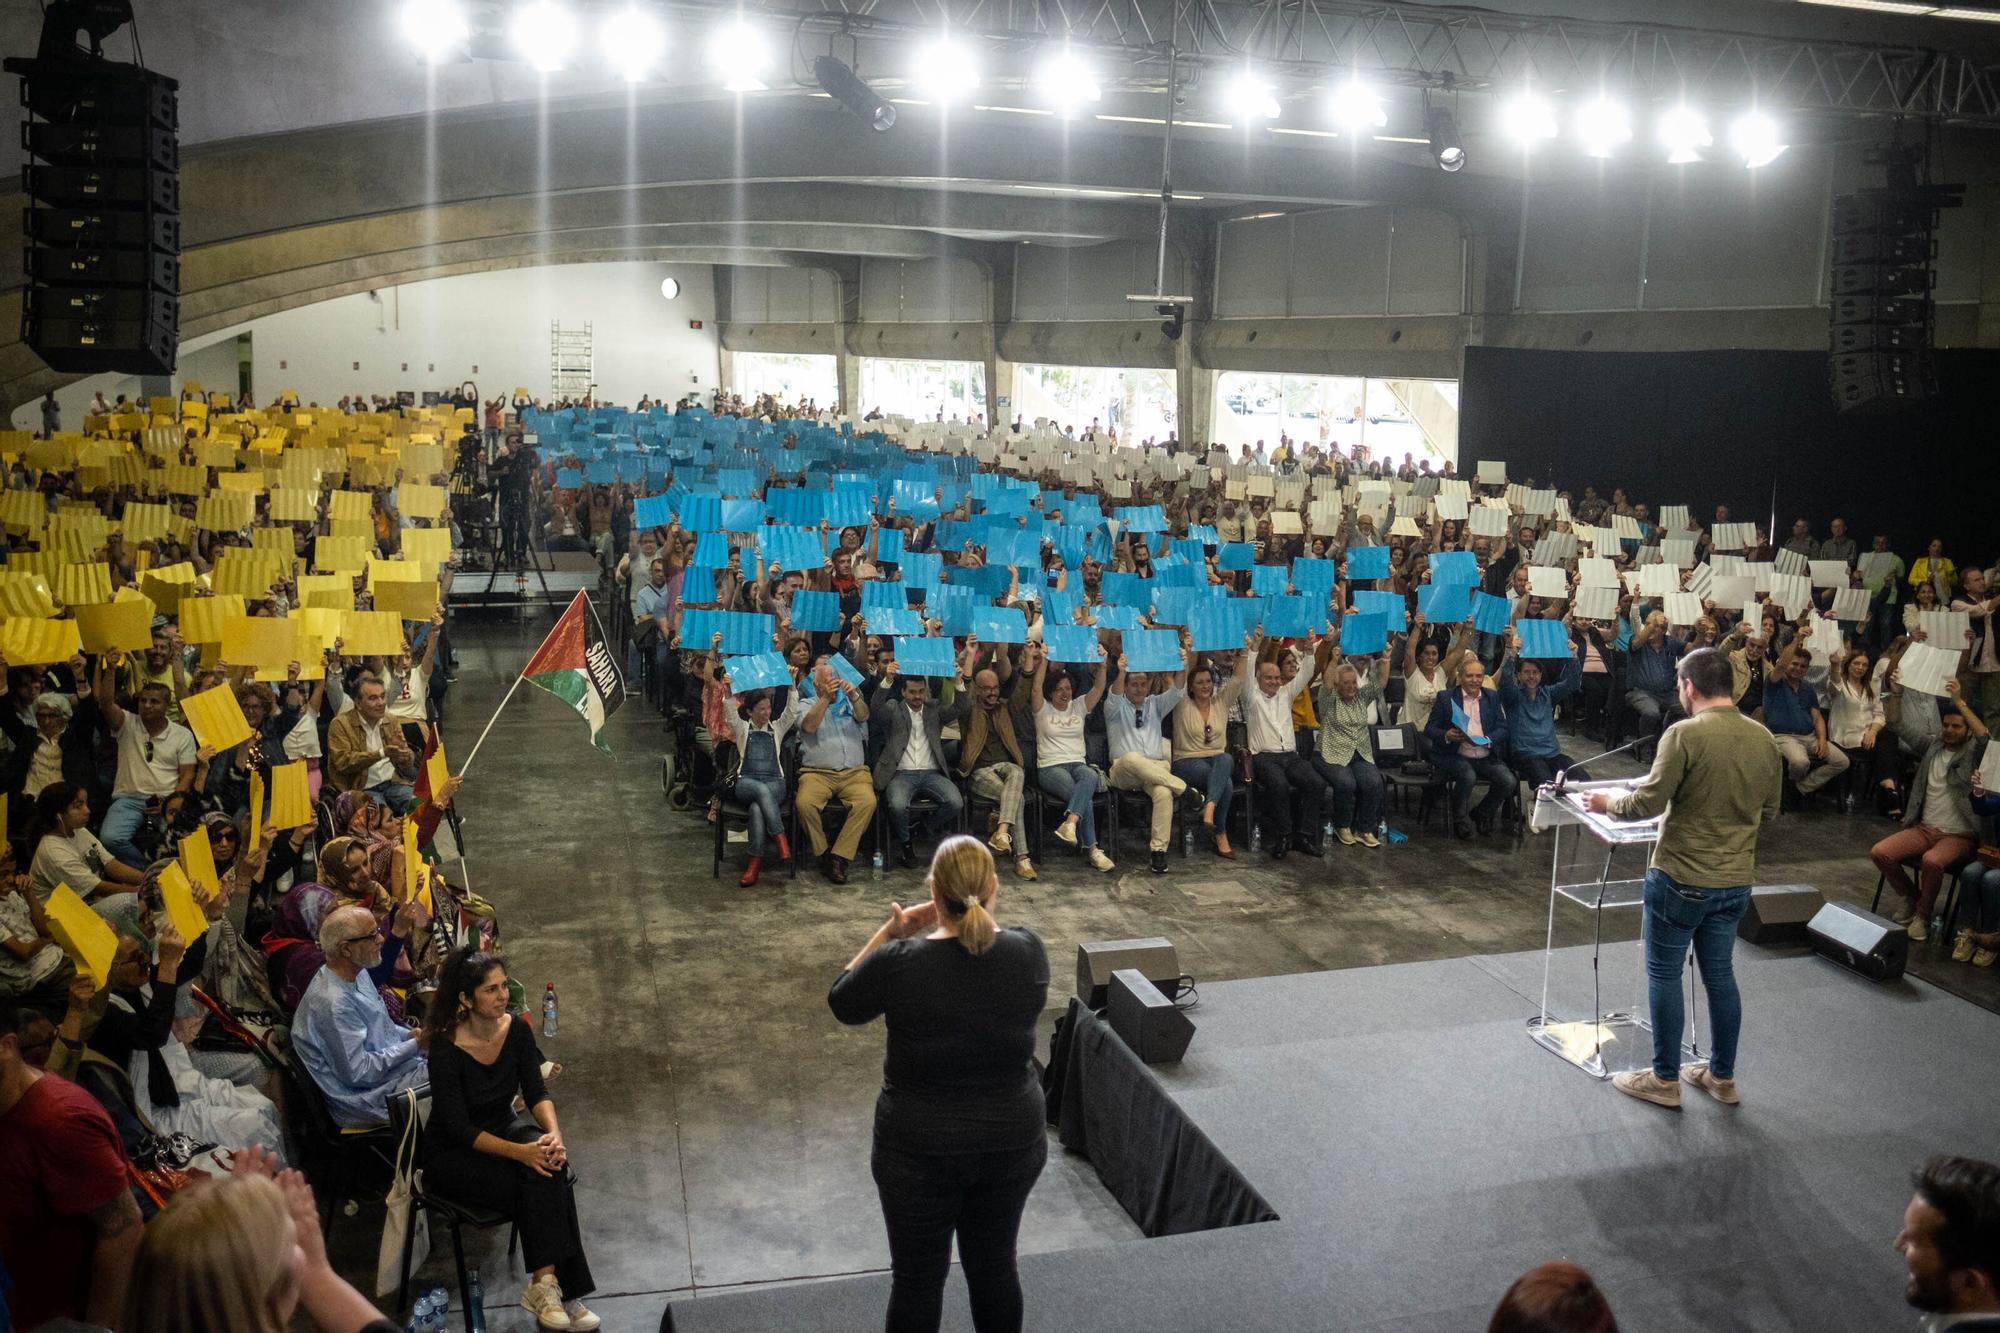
[1608,704,1783,888]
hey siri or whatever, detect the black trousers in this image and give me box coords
[422,1117,595,1298]
[1251,751,1329,844]
[1510,751,1579,791]
[871,1135,1047,1333]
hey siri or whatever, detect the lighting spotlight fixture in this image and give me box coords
[1500,92,1558,149]
[1729,110,1787,168]
[1225,68,1281,121]
[910,36,980,102]
[1039,46,1101,118]
[399,0,470,61]
[815,54,896,131]
[708,19,771,93]
[1657,104,1712,164]
[599,7,665,83]
[510,1,577,72]
[1425,104,1465,171]
[1572,95,1632,158]
[1157,303,1185,341]
[1326,78,1386,130]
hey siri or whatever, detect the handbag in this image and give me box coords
[375,1087,430,1296]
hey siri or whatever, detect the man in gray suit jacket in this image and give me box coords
[871,660,969,866]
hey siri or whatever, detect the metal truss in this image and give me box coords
[728,0,2000,123]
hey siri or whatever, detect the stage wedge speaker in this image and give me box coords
[8,48,180,375]
[1077,938,1179,1010]
[1738,884,1826,947]
[1107,970,1195,1065]
[1807,902,1908,982]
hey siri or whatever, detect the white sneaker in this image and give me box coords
[1358,831,1380,848]
[523,1276,572,1329]
[1909,916,1929,943]
[1887,899,1916,926]
[565,1301,602,1332]
[989,827,1012,854]
[1014,856,1037,881]
[1054,819,1078,846]
[1087,847,1116,872]
[1953,929,1976,963]
[1974,948,1998,968]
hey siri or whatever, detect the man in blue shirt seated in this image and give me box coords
[1424,657,1517,839]
[1763,629,1849,798]
[795,660,876,884]
[292,905,428,1128]
[1497,629,1585,793]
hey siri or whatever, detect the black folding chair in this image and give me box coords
[388,1087,522,1333]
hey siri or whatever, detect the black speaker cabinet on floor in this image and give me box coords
[1077,938,1180,1009]
[1107,969,1195,1065]
[1738,884,1826,947]
[1807,902,1908,983]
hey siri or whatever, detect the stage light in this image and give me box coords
[815,55,896,131]
[1657,104,1711,164]
[1729,110,1787,168]
[910,36,980,102]
[1425,105,1465,171]
[599,7,664,83]
[399,0,469,61]
[1500,92,1558,149]
[1039,46,1101,117]
[1326,78,1386,130]
[660,277,681,300]
[510,1,577,72]
[1572,95,1631,158]
[708,19,771,93]
[1225,68,1280,121]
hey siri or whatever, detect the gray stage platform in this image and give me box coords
[661,943,2000,1332]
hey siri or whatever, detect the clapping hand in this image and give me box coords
[887,899,938,939]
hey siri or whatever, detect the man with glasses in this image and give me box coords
[291,903,429,1128]
[92,662,196,869]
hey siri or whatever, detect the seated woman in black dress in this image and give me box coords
[828,835,1052,1333]
[421,949,598,1332]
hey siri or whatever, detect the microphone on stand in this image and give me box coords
[1550,736,1650,799]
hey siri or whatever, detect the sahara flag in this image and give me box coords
[522,591,624,752]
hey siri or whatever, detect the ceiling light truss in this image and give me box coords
[757,0,2000,123]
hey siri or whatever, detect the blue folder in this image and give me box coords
[1124,629,1183,673]
[723,653,791,692]
[1450,701,1493,745]
[1340,611,1389,656]
[788,590,840,633]
[895,637,957,678]
[1043,625,1101,663]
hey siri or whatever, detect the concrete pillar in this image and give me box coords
[837,348,862,416]
[982,243,1016,431]
[717,346,737,395]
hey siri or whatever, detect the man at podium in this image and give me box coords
[1582,648,1783,1110]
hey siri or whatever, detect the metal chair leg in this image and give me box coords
[451,1220,475,1333]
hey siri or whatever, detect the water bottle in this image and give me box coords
[430,1285,449,1331]
[541,983,558,1037]
[1250,824,1262,851]
[408,1293,430,1333]
[1377,818,1389,837]
[1181,825,1193,855]
[1931,912,1946,940]
[871,846,884,878]
[1323,816,1335,841]
[467,1267,487,1333]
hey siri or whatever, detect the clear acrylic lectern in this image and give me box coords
[1525,779,1703,1080]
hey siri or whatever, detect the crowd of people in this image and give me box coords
[0,393,599,1331]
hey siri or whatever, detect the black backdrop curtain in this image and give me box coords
[1459,345,1999,563]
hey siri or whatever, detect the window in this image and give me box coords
[1013,365,1177,444]
[858,358,987,423]
[1211,373,1458,465]
[733,352,837,405]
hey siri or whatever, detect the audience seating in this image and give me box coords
[1871,852,1975,933]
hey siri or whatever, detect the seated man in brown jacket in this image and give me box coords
[325,674,418,814]
[956,645,1038,881]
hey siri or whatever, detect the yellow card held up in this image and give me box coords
[248,771,264,849]
[314,536,371,575]
[119,501,171,543]
[74,598,155,653]
[373,580,438,622]
[44,884,118,989]
[398,483,445,519]
[179,825,220,896]
[195,491,256,532]
[0,573,55,619]
[251,526,296,555]
[0,617,81,665]
[210,552,289,599]
[295,574,353,611]
[56,562,113,606]
[182,682,254,751]
[221,613,297,669]
[177,594,245,644]
[338,610,406,657]
[268,488,319,523]
[399,527,452,565]
[268,759,314,829]
[366,557,419,591]
[328,490,373,522]
[402,815,421,902]
[156,861,209,946]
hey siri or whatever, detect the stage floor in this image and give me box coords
[663,943,2000,1333]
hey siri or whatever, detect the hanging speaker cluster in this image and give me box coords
[1827,144,1961,414]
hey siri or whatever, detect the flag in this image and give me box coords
[521,592,624,753]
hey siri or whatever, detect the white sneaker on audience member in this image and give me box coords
[1015,856,1037,881]
[1359,831,1380,848]
[1887,899,1915,926]
[1974,948,1998,968]
[565,1301,602,1332]
[523,1275,572,1329]
[1054,818,1078,846]
[1908,916,1929,943]
[990,827,1012,854]
[1087,848,1116,872]
[1953,929,1976,962]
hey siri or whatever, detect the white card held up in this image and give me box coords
[1660,539,1696,570]
[1389,516,1422,537]
[1898,642,1961,697]
[1831,588,1871,621]
[1774,547,1809,577]
[1659,505,1691,533]
[1665,592,1703,626]
[1441,477,1471,500]
[1528,566,1569,599]
[1804,613,1838,663]
[1711,553,1745,576]
[1748,561,1777,593]
[1978,739,2000,792]
[1579,556,1620,588]
[1686,563,1715,602]
[1521,488,1557,517]
[1531,531,1577,565]
[1469,505,1510,538]
[1809,559,1850,589]
[1574,585,1619,620]
[1270,511,1303,534]
[1639,563,1679,597]
[1477,460,1507,485]
[1771,573,1813,618]
[1859,550,1900,582]
[1920,609,1972,646]
[1713,522,1756,550]
[1433,493,1469,521]
[1742,596,1766,629]
[1614,515,1642,540]
[1710,574,1754,606]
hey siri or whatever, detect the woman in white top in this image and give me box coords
[1028,651,1114,872]
[1400,614,1474,738]
[29,781,145,906]
[1827,647,1900,815]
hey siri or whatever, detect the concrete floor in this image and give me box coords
[342,614,1997,1331]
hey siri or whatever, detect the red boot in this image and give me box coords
[739,855,762,887]
[772,832,793,864]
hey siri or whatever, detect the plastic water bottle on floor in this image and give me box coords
[1250,824,1262,852]
[541,983,558,1037]
[1323,816,1335,842]
[871,846,884,878]
[407,1293,429,1333]
[1181,825,1194,856]
[432,1285,450,1330]
[467,1268,487,1333]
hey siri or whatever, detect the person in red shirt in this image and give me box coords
[0,993,142,1328]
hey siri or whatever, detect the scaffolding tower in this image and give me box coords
[551,320,593,398]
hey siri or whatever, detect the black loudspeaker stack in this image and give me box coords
[9,50,180,375]
[1827,147,1961,414]
[1107,970,1196,1065]
[1806,902,1909,983]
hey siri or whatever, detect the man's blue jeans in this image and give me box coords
[100,792,152,867]
[1643,868,1750,1081]
[884,771,963,846]
[370,780,416,816]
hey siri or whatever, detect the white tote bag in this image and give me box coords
[375,1088,430,1296]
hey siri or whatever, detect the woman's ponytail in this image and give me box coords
[956,895,996,956]
[928,835,999,956]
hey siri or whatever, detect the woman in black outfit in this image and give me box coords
[829,835,1052,1333]
[421,950,599,1332]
